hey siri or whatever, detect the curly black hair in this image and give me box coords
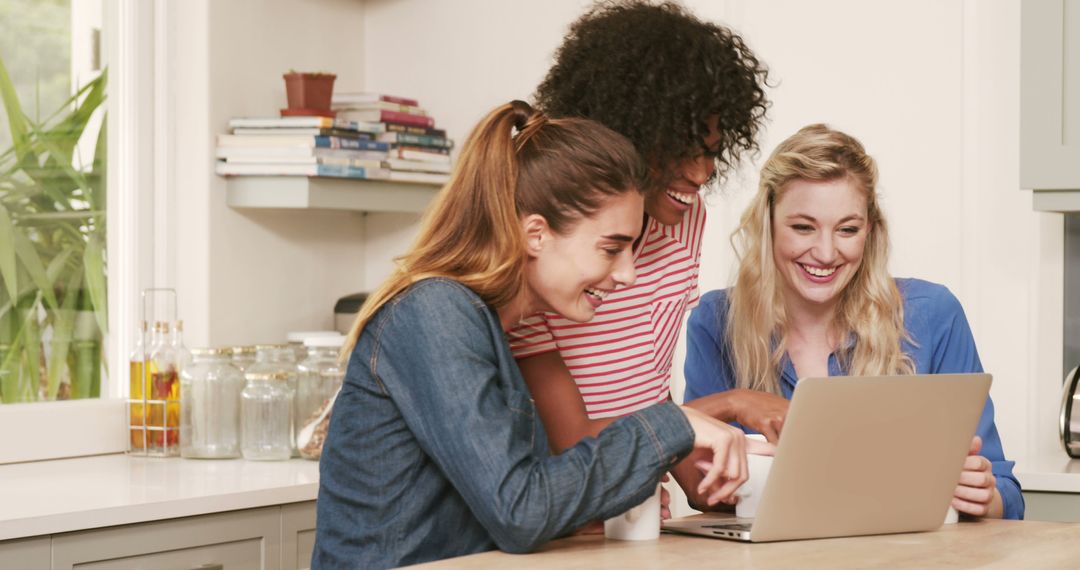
[535,0,769,189]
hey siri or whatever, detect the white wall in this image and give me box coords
[172,0,371,347]
[169,0,1063,477]
[360,0,1061,461]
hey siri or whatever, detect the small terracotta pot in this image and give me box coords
[283,72,336,111]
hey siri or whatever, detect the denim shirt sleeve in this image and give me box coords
[684,290,736,402]
[918,284,1025,520]
[371,281,694,552]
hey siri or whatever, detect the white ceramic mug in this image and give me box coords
[604,483,661,540]
[734,434,772,519]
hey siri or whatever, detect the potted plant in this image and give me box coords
[282,71,336,117]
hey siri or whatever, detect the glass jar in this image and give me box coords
[296,336,346,458]
[231,345,257,372]
[286,331,342,363]
[241,371,294,461]
[180,347,244,459]
[245,345,298,456]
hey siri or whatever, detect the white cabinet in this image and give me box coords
[0,537,50,568]
[1023,0,1080,209]
[0,501,317,570]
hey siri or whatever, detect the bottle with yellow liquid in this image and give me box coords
[147,321,181,456]
[128,320,148,452]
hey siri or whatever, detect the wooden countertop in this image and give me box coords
[411,516,1080,569]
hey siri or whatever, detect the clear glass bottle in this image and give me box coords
[296,336,345,430]
[181,347,244,459]
[231,345,257,373]
[171,320,193,373]
[147,321,181,456]
[241,371,294,461]
[128,320,148,452]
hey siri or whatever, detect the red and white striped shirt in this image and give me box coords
[508,198,706,418]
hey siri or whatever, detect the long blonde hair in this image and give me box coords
[726,124,914,393]
[342,100,645,357]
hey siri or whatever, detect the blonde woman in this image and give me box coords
[313,101,770,569]
[681,124,1022,520]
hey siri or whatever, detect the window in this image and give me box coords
[0,0,153,463]
[0,0,107,407]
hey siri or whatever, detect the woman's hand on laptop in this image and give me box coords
[679,406,750,505]
[952,436,1004,518]
[684,389,790,443]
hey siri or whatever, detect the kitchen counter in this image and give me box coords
[0,453,319,541]
[1013,451,1080,492]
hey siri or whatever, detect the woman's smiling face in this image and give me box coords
[524,191,643,323]
[771,176,869,313]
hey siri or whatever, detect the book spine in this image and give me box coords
[383,123,447,138]
[379,110,435,128]
[379,133,452,148]
[394,144,449,155]
[314,136,390,151]
[380,94,419,106]
[228,117,334,129]
[333,119,385,134]
[315,164,368,178]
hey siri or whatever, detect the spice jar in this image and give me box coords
[247,345,299,454]
[241,371,294,461]
[296,336,346,459]
[180,347,244,459]
[231,345,257,373]
[286,331,341,363]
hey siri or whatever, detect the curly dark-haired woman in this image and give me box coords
[506,0,770,512]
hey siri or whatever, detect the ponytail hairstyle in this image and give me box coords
[342,100,645,357]
[726,124,914,394]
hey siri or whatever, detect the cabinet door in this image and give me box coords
[281,501,317,570]
[51,507,282,570]
[1022,0,1080,191]
[0,536,50,568]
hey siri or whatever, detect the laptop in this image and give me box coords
[662,373,991,542]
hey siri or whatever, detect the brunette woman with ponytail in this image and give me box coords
[312,101,771,569]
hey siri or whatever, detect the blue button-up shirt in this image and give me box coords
[313,278,696,569]
[683,278,1024,520]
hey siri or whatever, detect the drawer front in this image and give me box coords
[0,536,50,568]
[1022,491,1080,523]
[52,507,282,570]
[73,539,260,570]
[281,502,317,570]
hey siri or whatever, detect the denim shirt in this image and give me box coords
[313,278,695,569]
[683,278,1024,520]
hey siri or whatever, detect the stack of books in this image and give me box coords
[215,116,392,179]
[333,92,453,184]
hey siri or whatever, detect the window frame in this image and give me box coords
[0,0,162,464]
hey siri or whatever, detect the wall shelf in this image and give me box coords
[225,176,441,214]
[1032,190,1080,213]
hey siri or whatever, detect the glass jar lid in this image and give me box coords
[245,371,291,382]
[191,347,231,357]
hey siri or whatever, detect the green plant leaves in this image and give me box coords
[0,203,18,300]
[83,236,107,335]
[0,60,108,403]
